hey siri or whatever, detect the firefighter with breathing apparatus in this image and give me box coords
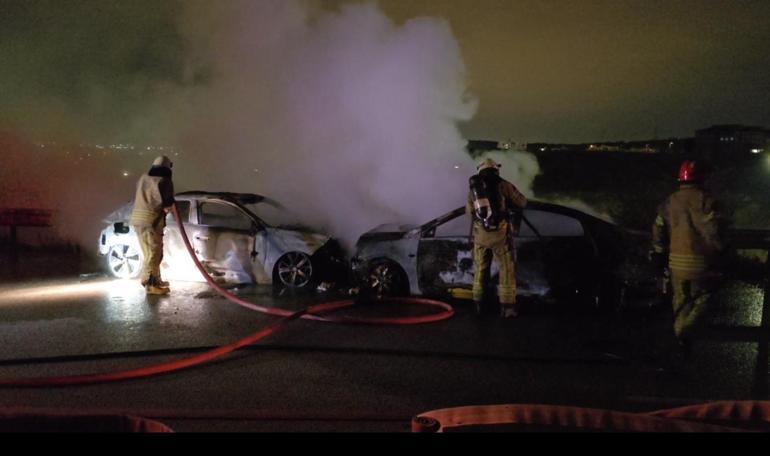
[467,158,528,318]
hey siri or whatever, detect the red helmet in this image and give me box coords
[677,160,703,183]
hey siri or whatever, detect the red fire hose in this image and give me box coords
[0,204,454,387]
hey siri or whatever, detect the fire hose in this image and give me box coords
[0,203,454,387]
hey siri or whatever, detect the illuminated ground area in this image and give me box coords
[0,269,766,431]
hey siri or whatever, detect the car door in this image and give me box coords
[415,208,552,299]
[183,200,269,284]
[520,208,597,303]
[160,199,205,282]
[415,208,474,295]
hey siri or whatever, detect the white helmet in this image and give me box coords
[477,158,501,172]
[152,155,173,169]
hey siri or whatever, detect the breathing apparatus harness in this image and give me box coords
[469,171,503,232]
[468,170,540,245]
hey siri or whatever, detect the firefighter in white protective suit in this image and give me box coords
[129,155,175,295]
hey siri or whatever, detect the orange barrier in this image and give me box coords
[412,402,770,432]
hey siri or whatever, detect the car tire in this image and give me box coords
[274,252,314,290]
[363,259,409,297]
[106,244,143,279]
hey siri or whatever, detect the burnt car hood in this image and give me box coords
[265,227,330,254]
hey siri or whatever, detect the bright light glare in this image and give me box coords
[0,278,205,306]
[0,279,140,305]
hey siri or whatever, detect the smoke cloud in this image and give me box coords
[473,150,614,223]
[172,0,479,248]
[1,0,551,255]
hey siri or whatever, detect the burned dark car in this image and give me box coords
[99,191,346,289]
[352,201,658,309]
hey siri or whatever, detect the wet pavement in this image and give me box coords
[0,260,768,431]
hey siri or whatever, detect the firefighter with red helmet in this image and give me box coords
[652,160,723,355]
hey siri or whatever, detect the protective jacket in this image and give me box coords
[466,172,527,242]
[652,184,722,278]
[129,167,175,228]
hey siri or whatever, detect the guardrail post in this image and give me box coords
[753,250,770,398]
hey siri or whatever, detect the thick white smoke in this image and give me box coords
[171,0,481,249]
[476,150,615,223]
[3,0,555,255]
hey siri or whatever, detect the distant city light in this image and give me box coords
[122,171,130,177]
[751,149,762,154]
[454,165,460,169]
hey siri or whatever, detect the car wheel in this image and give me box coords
[365,260,408,297]
[275,252,314,289]
[106,244,143,279]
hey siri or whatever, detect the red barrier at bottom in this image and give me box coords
[413,401,770,432]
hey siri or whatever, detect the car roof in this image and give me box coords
[175,191,264,205]
[422,200,614,230]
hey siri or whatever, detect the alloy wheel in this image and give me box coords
[108,244,142,279]
[277,252,313,288]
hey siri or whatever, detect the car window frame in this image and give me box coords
[195,199,260,233]
[420,207,466,239]
[419,204,591,242]
[166,199,192,225]
[518,208,586,238]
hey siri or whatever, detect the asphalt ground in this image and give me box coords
[0,265,767,432]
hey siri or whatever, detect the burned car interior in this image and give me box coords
[352,201,655,311]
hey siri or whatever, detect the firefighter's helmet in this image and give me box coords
[677,160,703,183]
[477,158,501,172]
[152,155,173,169]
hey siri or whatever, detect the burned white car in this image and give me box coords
[351,201,658,310]
[98,192,345,288]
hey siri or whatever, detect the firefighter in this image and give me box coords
[467,158,528,318]
[129,155,175,295]
[651,160,723,356]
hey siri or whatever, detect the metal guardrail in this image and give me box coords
[721,228,770,399]
[0,208,52,227]
[0,208,53,248]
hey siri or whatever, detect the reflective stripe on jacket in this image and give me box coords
[651,185,722,276]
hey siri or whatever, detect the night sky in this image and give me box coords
[372,0,770,142]
[2,0,769,143]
